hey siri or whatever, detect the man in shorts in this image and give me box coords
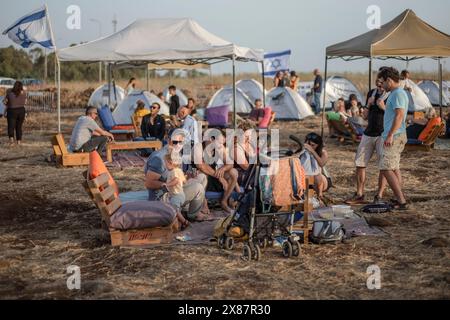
[376,67,409,210]
[346,78,389,204]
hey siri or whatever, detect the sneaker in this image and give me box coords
[392,202,408,211]
[345,193,366,205]
[373,195,384,204]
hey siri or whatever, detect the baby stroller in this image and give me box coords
[217,135,312,261]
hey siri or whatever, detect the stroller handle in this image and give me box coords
[289,135,303,154]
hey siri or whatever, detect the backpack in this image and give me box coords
[310,220,345,244]
[361,203,392,214]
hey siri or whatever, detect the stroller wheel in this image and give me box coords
[252,244,261,261]
[217,235,226,249]
[292,240,301,257]
[242,244,252,261]
[282,241,293,258]
[224,237,234,250]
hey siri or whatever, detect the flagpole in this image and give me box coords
[45,4,61,133]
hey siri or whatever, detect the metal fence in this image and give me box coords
[26,91,55,112]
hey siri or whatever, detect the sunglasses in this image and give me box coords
[151,106,159,110]
[171,140,184,145]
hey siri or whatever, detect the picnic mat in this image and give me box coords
[106,151,147,169]
[310,211,386,237]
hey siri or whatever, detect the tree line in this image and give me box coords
[0,46,207,83]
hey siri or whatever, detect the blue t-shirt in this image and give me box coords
[382,88,408,139]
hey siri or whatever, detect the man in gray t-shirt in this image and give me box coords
[69,107,114,153]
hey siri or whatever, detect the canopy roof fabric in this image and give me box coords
[326,9,450,59]
[58,18,263,63]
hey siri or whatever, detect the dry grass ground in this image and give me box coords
[0,111,449,300]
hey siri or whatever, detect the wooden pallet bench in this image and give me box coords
[106,140,163,162]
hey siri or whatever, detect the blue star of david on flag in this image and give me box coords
[263,50,291,77]
[2,6,54,49]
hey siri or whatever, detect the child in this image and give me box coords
[163,151,189,229]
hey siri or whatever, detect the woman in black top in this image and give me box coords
[3,81,27,146]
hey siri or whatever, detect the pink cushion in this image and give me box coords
[258,107,273,129]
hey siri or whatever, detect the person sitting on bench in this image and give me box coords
[69,106,114,154]
[406,108,440,140]
[141,102,166,142]
[248,99,265,124]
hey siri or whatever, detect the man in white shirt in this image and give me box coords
[177,105,199,147]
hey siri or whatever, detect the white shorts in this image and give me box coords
[354,135,383,168]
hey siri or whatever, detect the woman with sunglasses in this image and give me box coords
[300,132,331,204]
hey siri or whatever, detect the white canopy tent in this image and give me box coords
[57,18,264,131]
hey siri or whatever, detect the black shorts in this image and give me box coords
[206,175,224,193]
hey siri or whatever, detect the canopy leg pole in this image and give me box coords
[438,58,443,118]
[108,64,111,108]
[321,57,328,137]
[209,66,214,97]
[368,57,372,94]
[261,61,266,107]
[57,59,61,133]
[232,55,237,129]
[146,65,149,91]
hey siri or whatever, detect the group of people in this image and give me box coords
[342,67,413,210]
[64,65,450,228]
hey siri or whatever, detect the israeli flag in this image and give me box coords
[2,6,54,49]
[263,50,291,77]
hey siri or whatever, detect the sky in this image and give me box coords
[0,0,449,75]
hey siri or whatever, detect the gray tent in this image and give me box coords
[418,80,450,106]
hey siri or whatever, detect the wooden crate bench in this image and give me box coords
[83,171,178,247]
[106,140,163,162]
[51,133,90,167]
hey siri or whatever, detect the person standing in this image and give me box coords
[274,71,285,88]
[376,67,409,210]
[312,69,323,114]
[3,81,27,146]
[289,71,299,91]
[346,78,389,204]
[168,85,180,117]
[125,77,137,96]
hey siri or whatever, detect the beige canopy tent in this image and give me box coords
[322,9,450,133]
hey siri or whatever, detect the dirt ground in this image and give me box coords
[0,111,449,300]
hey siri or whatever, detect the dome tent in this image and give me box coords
[88,84,125,110]
[297,77,364,110]
[207,86,253,113]
[266,87,314,120]
[163,87,189,107]
[401,79,433,112]
[0,97,5,116]
[324,76,364,110]
[112,91,169,125]
[418,80,450,106]
[236,79,266,104]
